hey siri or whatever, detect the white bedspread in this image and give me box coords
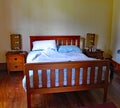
[26,49,95,63]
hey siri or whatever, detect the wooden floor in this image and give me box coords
[0,70,120,108]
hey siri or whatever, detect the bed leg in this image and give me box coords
[27,92,31,108]
[103,86,108,102]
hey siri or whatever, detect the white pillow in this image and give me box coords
[32,40,57,51]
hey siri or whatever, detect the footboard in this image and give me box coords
[25,60,110,108]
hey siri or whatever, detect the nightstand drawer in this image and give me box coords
[7,64,24,71]
[6,51,28,73]
[83,49,104,59]
[7,55,23,63]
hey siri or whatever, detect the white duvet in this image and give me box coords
[26,49,96,63]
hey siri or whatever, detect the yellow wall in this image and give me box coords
[0,0,113,62]
[0,1,10,62]
[111,0,120,63]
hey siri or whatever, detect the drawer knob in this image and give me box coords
[15,66,18,68]
[14,58,17,60]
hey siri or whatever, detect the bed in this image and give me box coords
[23,35,110,108]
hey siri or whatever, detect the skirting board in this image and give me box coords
[0,63,7,71]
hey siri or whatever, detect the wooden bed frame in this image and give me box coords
[25,35,110,108]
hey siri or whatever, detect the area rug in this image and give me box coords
[80,102,117,108]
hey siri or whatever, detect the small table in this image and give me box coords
[83,49,104,59]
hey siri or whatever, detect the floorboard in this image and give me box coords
[0,71,120,108]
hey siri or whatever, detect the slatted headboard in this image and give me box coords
[30,35,81,51]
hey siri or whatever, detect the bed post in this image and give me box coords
[103,86,108,102]
[25,64,32,108]
[27,92,31,108]
[103,63,110,102]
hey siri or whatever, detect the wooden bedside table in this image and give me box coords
[6,51,28,73]
[83,49,104,59]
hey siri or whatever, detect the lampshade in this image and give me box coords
[10,34,22,50]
